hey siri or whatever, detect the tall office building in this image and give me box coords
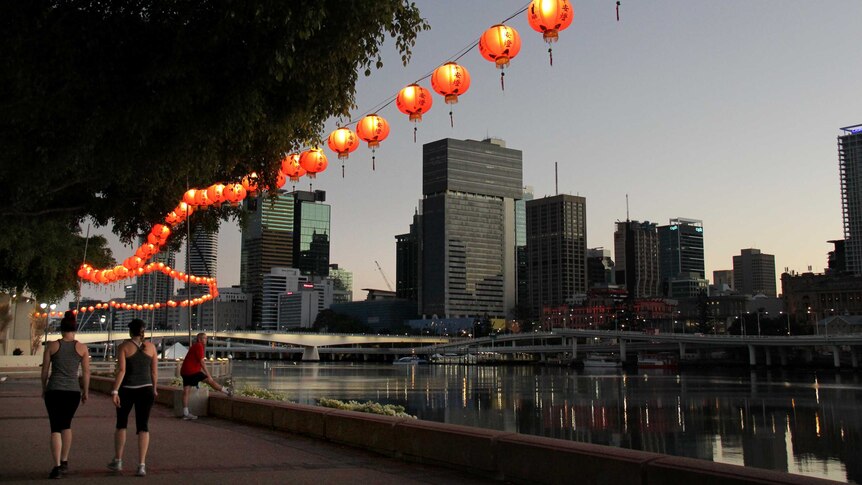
[614,220,660,298]
[420,138,522,318]
[713,270,734,289]
[328,264,353,304]
[526,194,587,317]
[839,124,862,275]
[395,210,421,302]
[732,248,776,296]
[241,189,330,326]
[515,186,534,315]
[188,227,218,281]
[658,218,706,297]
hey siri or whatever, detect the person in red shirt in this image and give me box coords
[180,333,231,419]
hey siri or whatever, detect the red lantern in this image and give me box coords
[396,84,433,142]
[328,127,360,177]
[194,188,211,208]
[479,24,521,90]
[207,183,226,205]
[183,189,198,206]
[223,184,247,205]
[281,153,306,182]
[356,114,391,170]
[299,149,328,179]
[327,127,359,160]
[431,62,471,127]
[527,0,573,65]
[241,172,260,195]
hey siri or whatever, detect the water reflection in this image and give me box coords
[236,363,859,483]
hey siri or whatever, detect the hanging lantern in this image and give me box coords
[242,172,260,195]
[183,189,198,206]
[356,114,390,170]
[327,127,360,177]
[527,0,574,65]
[206,183,226,205]
[479,24,522,90]
[299,149,328,179]
[223,183,247,205]
[194,187,211,208]
[431,62,471,127]
[281,153,306,182]
[396,84,433,142]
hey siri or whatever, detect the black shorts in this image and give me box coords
[182,372,207,387]
[116,386,154,433]
[44,390,81,433]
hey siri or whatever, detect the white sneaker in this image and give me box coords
[107,458,122,472]
[135,464,146,477]
[182,413,198,420]
[224,387,233,397]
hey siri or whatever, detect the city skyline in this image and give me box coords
[71,1,862,307]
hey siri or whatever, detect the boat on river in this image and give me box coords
[637,354,678,369]
[393,356,428,365]
[430,353,478,364]
[582,354,621,368]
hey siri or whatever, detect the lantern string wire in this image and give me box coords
[345,1,531,127]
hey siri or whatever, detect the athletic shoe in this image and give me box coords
[135,464,146,477]
[59,461,68,475]
[224,387,233,397]
[182,413,198,420]
[49,466,62,479]
[107,458,123,472]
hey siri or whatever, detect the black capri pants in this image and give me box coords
[44,390,81,433]
[116,386,154,433]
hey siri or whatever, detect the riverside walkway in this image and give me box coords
[0,378,490,484]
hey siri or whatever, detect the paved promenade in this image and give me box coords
[0,378,493,484]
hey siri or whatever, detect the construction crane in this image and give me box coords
[374,260,394,292]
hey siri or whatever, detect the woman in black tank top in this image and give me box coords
[107,319,158,477]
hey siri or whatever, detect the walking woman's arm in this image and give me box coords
[111,343,126,408]
[40,342,52,397]
[150,343,158,397]
[78,342,90,403]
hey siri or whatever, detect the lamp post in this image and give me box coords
[40,303,56,348]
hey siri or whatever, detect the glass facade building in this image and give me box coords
[241,189,330,327]
[614,221,660,298]
[134,237,175,329]
[839,124,862,275]
[658,218,705,297]
[420,138,522,318]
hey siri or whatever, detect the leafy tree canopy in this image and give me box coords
[0,1,428,300]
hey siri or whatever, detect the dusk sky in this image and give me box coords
[77,0,862,305]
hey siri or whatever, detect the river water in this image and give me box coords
[231,361,860,483]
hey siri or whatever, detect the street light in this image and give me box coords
[40,303,56,348]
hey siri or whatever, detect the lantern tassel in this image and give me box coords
[616,1,621,21]
[450,109,454,128]
[413,126,417,143]
[549,47,553,66]
[372,148,376,171]
[501,71,505,91]
[342,163,345,178]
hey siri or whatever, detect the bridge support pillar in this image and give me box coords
[747,345,756,366]
[779,348,788,366]
[804,349,814,363]
[572,338,577,359]
[851,351,858,368]
[831,346,841,368]
[765,348,772,367]
[619,340,627,362]
[302,346,320,361]
[678,343,686,360]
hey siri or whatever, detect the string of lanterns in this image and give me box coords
[75,0,587,311]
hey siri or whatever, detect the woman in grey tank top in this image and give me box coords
[108,318,158,477]
[41,311,90,479]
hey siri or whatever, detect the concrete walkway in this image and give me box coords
[0,378,495,484]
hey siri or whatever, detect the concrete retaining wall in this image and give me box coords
[89,376,840,485]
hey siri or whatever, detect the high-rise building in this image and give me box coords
[839,124,862,274]
[395,210,421,302]
[526,194,587,317]
[420,138,522,318]
[658,218,705,297]
[261,267,307,330]
[188,227,218,280]
[732,248,776,296]
[515,186,533,315]
[614,220,660,298]
[713,270,734,289]
[134,240,175,329]
[241,189,330,326]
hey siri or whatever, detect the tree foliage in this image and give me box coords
[0,1,428,299]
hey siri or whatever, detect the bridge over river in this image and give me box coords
[70,329,862,367]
